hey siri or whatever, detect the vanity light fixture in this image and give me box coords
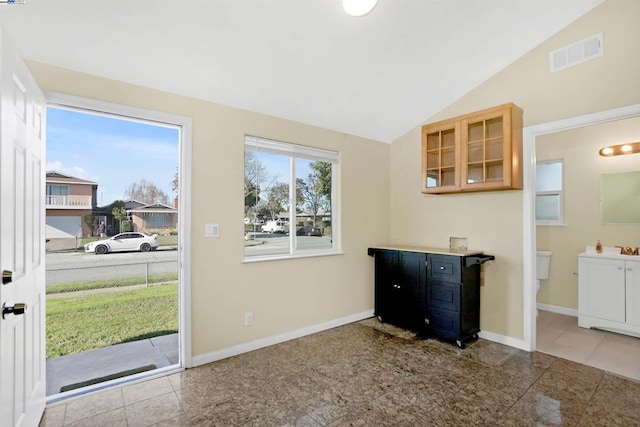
[343,0,378,17]
[598,141,640,157]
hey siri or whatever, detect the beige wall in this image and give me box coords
[65,183,93,197]
[536,117,640,310]
[29,62,390,358]
[390,0,640,339]
[27,0,640,351]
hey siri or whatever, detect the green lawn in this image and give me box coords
[46,284,178,359]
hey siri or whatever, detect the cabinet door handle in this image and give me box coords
[618,266,624,270]
[440,266,445,270]
[628,267,632,271]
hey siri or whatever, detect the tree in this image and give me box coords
[124,179,169,205]
[298,175,325,225]
[296,162,332,226]
[171,168,178,195]
[265,182,289,220]
[244,180,259,210]
[111,200,128,234]
[309,161,332,221]
[244,150,277,212]
[83,214,98,237]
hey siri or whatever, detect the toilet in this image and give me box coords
[536,250,552,294]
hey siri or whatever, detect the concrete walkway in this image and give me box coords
[46,333,178,396]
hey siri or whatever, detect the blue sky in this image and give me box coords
[46,107,179,206]
[251,151,314,190]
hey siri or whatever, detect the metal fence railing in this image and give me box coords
[46,259,178,295]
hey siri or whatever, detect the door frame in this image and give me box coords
[45,92,193,367]
[522,103,640,351]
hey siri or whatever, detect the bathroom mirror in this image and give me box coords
[601,171,640,223]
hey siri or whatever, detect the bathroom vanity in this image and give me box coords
[368,245,494,348]
[578,250,640,337]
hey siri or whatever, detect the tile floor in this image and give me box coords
[536,309,640,382]
[41,318,640,426]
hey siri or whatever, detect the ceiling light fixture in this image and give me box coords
[598,142,640,157]
[343,0,378,17]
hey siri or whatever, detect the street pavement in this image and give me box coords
[46,248,178,285]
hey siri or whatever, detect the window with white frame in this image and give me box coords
[244,136,338,260]
[536,159,564,225]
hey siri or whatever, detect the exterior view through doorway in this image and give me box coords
[44,100,184,399]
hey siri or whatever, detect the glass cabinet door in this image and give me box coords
[420,103,522,194]
[422,123,460,193]
[461,108,513,190]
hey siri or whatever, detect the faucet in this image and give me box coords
[616,246,639,255]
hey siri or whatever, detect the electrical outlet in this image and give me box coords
[244,312,253,326]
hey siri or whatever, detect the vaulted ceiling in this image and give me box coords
[0,0,601,142]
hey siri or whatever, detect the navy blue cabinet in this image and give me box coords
[369,247,492,348]
[373,250,427,332]
[426,254,481,347]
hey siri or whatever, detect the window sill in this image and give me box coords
[536,222,567,227]
[242,250,344,264]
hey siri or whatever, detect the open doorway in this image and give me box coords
[43,98,186,399]
[533,115,640,381]
[523,104,640,351]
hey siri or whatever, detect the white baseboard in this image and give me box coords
[537,303,578,317]
[190,309,544,365]
[478,330,529,351]
[191,310,374,367]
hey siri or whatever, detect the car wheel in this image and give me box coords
[140,243,151,252]
[95,245,108,255]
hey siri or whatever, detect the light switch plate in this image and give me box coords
[205,224,220,238]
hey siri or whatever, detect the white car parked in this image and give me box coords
[84,232,159,255]
[261,220,286,233]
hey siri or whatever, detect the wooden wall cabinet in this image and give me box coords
[422,103,523,194]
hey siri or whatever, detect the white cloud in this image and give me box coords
[46,161,98,182]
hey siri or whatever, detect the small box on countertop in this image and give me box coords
[450,237,468,251]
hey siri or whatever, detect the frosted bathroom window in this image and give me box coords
[536,160,564,225]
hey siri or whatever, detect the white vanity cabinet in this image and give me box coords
[578,253,640,336]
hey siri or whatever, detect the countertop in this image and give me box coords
[368,245,484,257]
[579,249,640,261]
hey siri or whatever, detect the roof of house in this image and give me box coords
[46,171,98,186]
[123,200,148,209]
[127,203,177,214]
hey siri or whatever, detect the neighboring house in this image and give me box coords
[45,171,98,249]
[92,199,178,236]
[127,201,178,233]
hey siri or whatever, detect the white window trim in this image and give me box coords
[523,103,640,353]
[243,135,341,261]
[45,91,194,372]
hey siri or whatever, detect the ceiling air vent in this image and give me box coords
[549,33,603,73]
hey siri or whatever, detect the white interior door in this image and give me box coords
[0,25,47,427]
